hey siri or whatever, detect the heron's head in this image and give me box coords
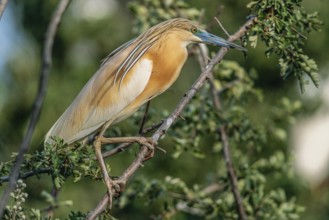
[149,18,246,51]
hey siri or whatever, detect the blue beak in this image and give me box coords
[196,31,247,51]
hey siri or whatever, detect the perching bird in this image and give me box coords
[45,18,246,206]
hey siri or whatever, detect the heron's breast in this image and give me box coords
[144,42,188,95]
[120,41,188,115]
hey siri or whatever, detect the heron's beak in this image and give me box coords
[196,31,247,51]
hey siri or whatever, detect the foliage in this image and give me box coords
[0,0,324,219]
[2,178,84,220]
[3,179,29,220]
[129,0,201,34]
[246,0,322,93]
[0,140,104,187]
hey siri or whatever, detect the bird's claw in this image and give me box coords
[104,178,126,209]
[136,137,158,161]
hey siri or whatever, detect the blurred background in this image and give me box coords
[0,0,328,219]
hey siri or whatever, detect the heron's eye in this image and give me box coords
[191,26,198,33]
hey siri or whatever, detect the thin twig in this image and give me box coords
[217,78,241,94]
[214,17,231,37]
[201,24,247,220]
[169,183,224,201]
[219,126,247,220]
[194,45,220,110]
[164,183,224,218]
[140,121,163,134]
[195,44,223,110]
[0,0,71,217]
[44,186,61,218]
[0,167,53,183]
[0,0,8,19]
[138,101,151,134]
[86,17,256,219]
[292,26,307,40]
[195,44,209,71]
[201,183,224,195]
[208,75,222,110]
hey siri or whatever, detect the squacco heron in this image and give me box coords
[45,18,246,206]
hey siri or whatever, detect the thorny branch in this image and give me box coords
[0,0,71,217]
[86,17,256,219]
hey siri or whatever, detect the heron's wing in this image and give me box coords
[45,41,153,144]
[100,38,135,66]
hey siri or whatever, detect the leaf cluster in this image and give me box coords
[0,139,103,188]
[128,0,201,34]
[246,0,322,92]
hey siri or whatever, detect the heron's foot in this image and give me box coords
[135,137,158,161]
[104,178,126,209]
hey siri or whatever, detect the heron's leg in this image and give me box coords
[93,121,125,208]
[94,138,125,208]
[93,121,158,208]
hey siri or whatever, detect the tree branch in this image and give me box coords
[198,52,249,220]
[219,126,247,220]
[0,167,53,183]
[0,0,8,19]
[0,0,70,217]
[198,21,248,220]
[86,17,255,219]
[201,19,249,220]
